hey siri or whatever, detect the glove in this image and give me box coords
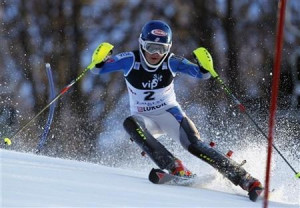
[88,42,114,69]
[193,47,218,78]
[194,57,209,74]
[95,50,112,68]
[95,62,105,68]
[3,137,12,146]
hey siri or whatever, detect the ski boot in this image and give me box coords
[170,159,194,177]
[240,174,264,202]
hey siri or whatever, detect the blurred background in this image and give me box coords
[0,0,299,168]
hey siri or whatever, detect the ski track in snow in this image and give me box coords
[0,149,299,208]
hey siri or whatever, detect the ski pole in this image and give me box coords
[214,76,299,178]
[2,42,114,146]
[193,47,300,178]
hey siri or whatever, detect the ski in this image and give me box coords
[148,168,196,186]
[148,168,265,202]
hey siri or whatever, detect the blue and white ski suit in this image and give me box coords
[96,50,210,151]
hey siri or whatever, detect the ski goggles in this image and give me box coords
[139,39,171,55]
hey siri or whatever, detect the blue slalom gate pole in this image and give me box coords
[36,63,56,153]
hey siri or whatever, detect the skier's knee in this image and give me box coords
[123,116,135,133]
[123,116,142,133]
[179,116,201,149]
[123,115,147,144]
[123,116,176,170]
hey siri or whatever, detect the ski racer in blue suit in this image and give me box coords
[94,20,263,201]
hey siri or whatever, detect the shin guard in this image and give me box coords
[123,116,176,171]
[188,141,248,185]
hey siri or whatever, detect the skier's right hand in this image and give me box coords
[88,42,114,69]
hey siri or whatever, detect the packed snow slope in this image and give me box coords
[1,150,298,207]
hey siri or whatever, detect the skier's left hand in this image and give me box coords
[193,47,218,78]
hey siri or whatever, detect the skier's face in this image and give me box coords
[144,51,164,65]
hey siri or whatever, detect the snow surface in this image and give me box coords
[1,149,298,208]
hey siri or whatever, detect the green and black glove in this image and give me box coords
[193,47,218,78]
[88,42,114,69]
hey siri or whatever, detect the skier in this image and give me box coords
[93,20,263,201]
